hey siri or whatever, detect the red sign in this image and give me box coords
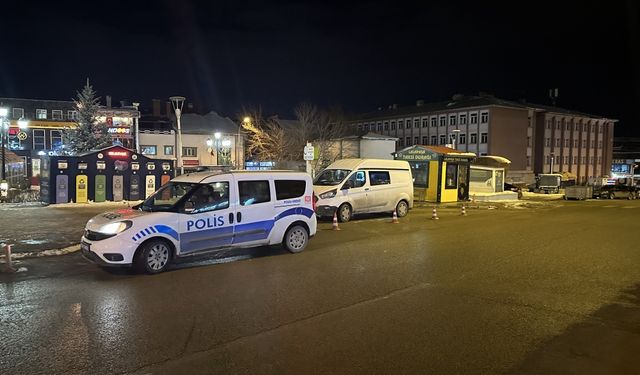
[183,160,199,166]
[106,117,113,126]
[108,151,129,158]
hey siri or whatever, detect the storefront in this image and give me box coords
[40,145,174,204]
[395,145,475,203]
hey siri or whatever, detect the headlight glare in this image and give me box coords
[98,220,133,234]
[319,189,337,199]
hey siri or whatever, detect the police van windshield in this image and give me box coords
[140,182,197,212]
[314,169,351,186]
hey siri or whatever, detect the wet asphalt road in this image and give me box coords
[2,200,640,374]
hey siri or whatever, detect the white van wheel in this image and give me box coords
[338,203,352,222]
[396,200,409,217]
[134,239,172,274]
[283,225,308,253]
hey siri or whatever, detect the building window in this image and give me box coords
[480,111,489,124]
[384,121,389,131]
[50,130,63,150]
[573,156,578,164]
[470,113,478,124]
[406,120,411,129]
[582,140,586,148]
[527,136,531,147]
[564,156,569,164]
[183,147,197,157]
[598,140,602,149]
[68,110,78,120]
[12,108,24,119]
[422,136,428,144]
[391,121,396,130]
[357,124,363,131]
[459,133,466,144]
[406,137,411,146]
[470,133,477,144]
[422,118,428,127]
[439,116,446,127]
[598,156,601,164]
[36,109,47,119]
[377,122,383,132]
[430,135,437,145]
[590,156,594,164]
[545,138,550,147]
[414,136,419,145]
[33,129,46,150]
[439,134,446,145]
[574,139,579,148]
[565,123,570,131]
[164,145,174,155]
[460,113,467,125]
[398,120,404,128]
[599,125,603,134]
[555,138,560,147]
[449,114,457,126]
[52,110,63,120]
[369,123,375,131]
[527,156,531,167]
[546,120,551,129]
[564,139,570,147]
[480,133,488,144]
[414,119,419,128]
[398,138,404,147]
[590,140,595,148]
[431,117,437,127]
[545,155,550,165]
[556,122,560,130]
[141,145,157,155]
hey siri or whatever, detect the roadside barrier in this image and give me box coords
[431,207,439,220]
[391,210,399,224]
[461,205,467,216]
[332,211,341,231]
[2,243,16,273]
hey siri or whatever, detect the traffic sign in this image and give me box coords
[304,144,315,161]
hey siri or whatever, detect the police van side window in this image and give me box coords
[239,180,271,206]
[188,182,230,214]
[369,171,391,186]
[275,180,306,200]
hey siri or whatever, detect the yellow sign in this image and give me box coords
[76,175,88,203]
[17,131,28,141]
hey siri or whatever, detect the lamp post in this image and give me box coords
[169,96,186,175]
[451,129,461,150]
[0,107,8,182]
[550,152,555,174]
[214,132,221,165]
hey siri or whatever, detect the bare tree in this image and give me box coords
[240,108,292,163]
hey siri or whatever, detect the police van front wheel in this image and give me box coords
[283,225,309,254]
[134,239,172,274]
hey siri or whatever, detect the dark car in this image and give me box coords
[595,184,638,200]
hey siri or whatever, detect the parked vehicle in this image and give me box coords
[594,184,638,200]
[81,170,317,273]
[535,173,562,194]
[314,159,413,222]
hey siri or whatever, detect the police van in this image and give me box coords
[81,171,317,273]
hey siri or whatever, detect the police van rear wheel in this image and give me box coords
[283,225,308,254]
[134,239,172,274]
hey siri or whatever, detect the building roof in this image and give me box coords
[180,111,239,134]
[350,94,615,121]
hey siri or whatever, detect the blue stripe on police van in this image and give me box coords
[149,226,157,233]
[154,225,180,241]
[144,228,152,235]
[131,236,137,241]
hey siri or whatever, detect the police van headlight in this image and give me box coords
[98,221,133,235]
[319,189,337,199]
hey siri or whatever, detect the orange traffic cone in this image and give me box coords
[332,211,341,231]
[2,244,16,273]
[431,206,439,220]
[391,210,399,224]
[460,204,467,216]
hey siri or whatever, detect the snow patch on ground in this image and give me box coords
[50,200,142,208]
[1,244,80,260]
[20,239,48,245]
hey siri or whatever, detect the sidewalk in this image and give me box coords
[0,201,138,255]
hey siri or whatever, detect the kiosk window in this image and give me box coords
[343,171,366,189]
[410,162,429,187]
[369,171,390,186]
[239,180,271,206]
[275,180,306,200]
[190,182,230,213]
[445,164,458,189]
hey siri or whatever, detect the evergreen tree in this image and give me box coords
[62,79,112,155]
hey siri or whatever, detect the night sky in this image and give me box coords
[2,1,638,135]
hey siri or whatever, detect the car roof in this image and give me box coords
[172,170,310,184]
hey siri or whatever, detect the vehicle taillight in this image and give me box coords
[313,194,318,211]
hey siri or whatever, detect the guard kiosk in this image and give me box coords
[40,145,174,204]
[395,145,475,203]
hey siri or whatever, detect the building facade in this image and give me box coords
[349,95,616,184]
[0,97,140,188]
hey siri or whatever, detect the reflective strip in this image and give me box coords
[131,236,137,241]
[149,227,157,233]
[144,228,152,235]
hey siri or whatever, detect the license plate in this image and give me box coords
[81,242,90,252]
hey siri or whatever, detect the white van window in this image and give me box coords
[189,182,230,213]
[314,169,350,186]
[344,171,366,189]
[275,180,306,200]
[239,180,271,206]
[369,171,391,186]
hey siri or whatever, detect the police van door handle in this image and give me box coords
[236,212,242,223]
[228,212,234,224]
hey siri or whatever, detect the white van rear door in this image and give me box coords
[233,176,276,246]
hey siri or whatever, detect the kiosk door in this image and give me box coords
[161,174,171,186]
[130,175,140,201]
[95,175,106,202]
[76,175,88,203]
[113,175,124,201]
[457,164,469,201]
[145,175,156,198]
[55,175,69,204]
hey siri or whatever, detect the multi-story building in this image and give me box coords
[0,96,140,187]
[349,94,616,184]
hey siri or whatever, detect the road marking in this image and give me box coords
[602,205,616,208]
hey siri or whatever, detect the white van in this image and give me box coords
[314,159,413,222]
[81,171,317,273]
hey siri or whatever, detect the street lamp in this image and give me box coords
[0,107,8,182]
[169,96,186,175]
[214,132,221,165]
[550,152,555,174]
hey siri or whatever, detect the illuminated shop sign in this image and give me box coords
[107,151,129,158]
[107,127,131,134]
